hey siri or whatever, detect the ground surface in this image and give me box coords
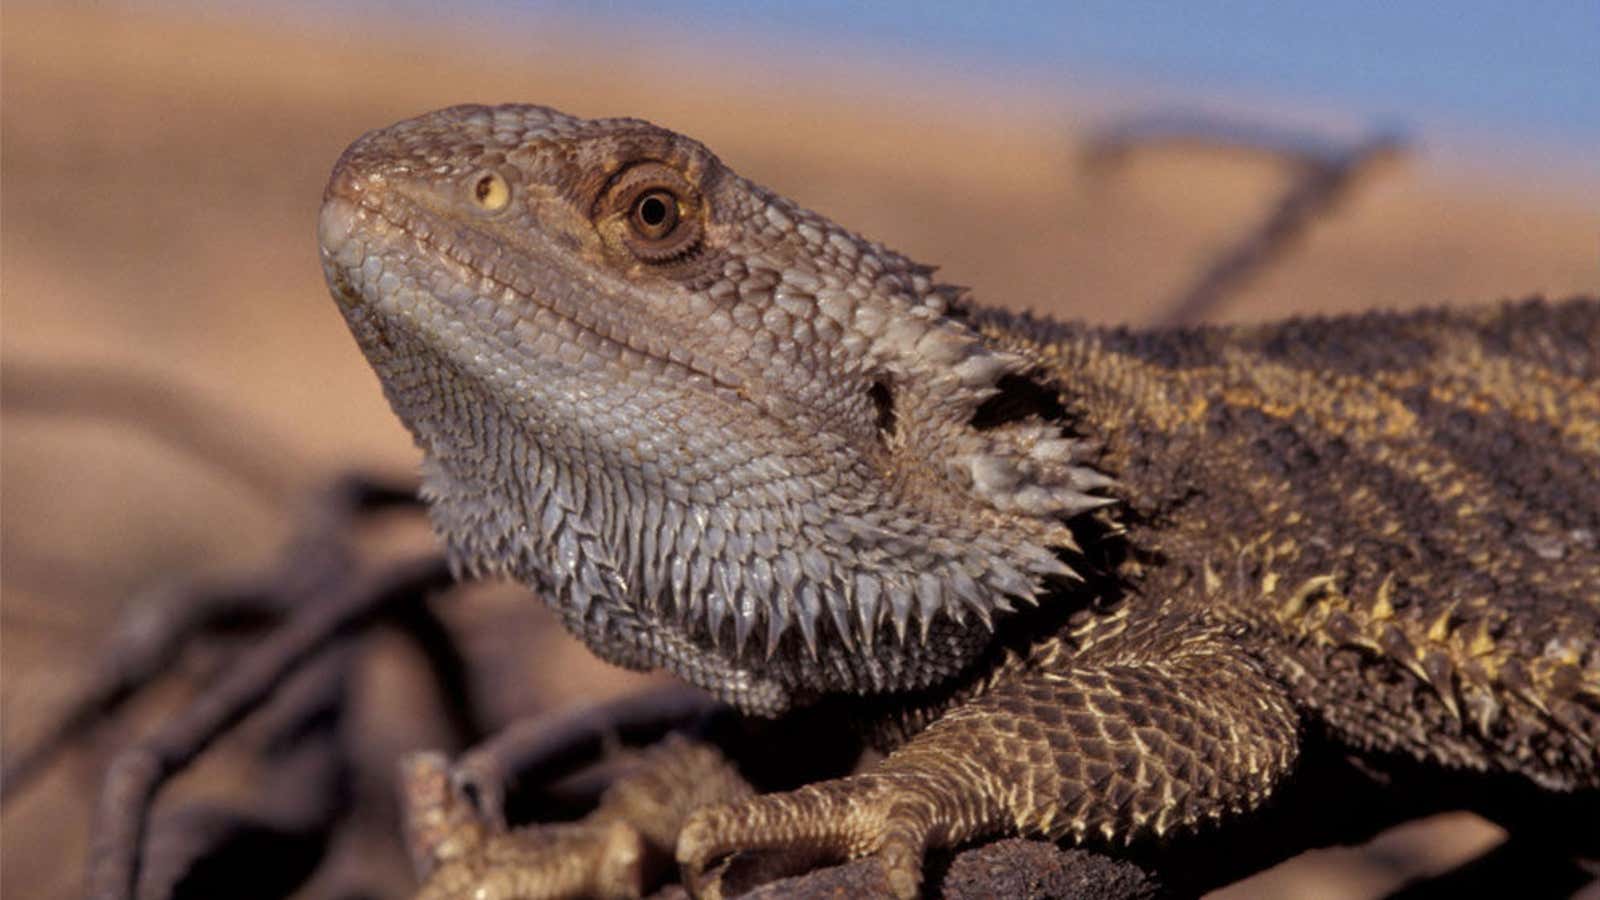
[3,5,1597,898]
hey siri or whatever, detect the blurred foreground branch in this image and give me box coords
[1,359,313,505]
[1086,112,1406,325]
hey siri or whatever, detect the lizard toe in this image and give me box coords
[403,751,647,900]
[676,774,934,899]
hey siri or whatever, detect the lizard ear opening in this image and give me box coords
[970,372,1069,431]
[869,378,897,441]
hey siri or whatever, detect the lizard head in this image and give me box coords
[320,104,1113,713]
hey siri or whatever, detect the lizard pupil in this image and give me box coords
[632,190,677,237]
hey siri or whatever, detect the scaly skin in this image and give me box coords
[319,104,1600,897]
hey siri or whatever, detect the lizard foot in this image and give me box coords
[677,772,948,899]
[403,734,755,899]
[401,750,647,899]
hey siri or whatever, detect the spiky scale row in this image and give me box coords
[1264,553,1598,771]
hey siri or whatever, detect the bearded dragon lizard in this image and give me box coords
[319,104,1599,898]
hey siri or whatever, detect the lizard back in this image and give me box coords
[979,298,1600,788]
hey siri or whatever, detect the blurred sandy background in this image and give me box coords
[3,3,1597,898]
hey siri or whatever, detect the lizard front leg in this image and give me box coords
[678,617,1302,898]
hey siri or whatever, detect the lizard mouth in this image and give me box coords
[319,187,750,404]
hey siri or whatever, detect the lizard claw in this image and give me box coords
[676,774,935,899]
[401,751,647,899]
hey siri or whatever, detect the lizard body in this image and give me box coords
[319,104,1599,896]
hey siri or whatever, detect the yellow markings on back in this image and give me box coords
[1377,328,1600,454]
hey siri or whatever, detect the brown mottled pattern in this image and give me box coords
[988,299,1599,786]
[321,104,1599,898]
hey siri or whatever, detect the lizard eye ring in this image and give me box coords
[469,171,510,213]
[600,162,704,263]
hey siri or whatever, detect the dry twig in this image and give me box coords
[85,550,454,900]
[1086,111,1406,325]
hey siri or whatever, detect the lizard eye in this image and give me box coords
[469,171,510,212]
[600,162,703,263]
[630,189,679,240]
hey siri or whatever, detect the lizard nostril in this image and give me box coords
[470,171,510,212]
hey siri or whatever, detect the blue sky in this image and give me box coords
[516,1,1598,158]
[251,0,1596,172]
